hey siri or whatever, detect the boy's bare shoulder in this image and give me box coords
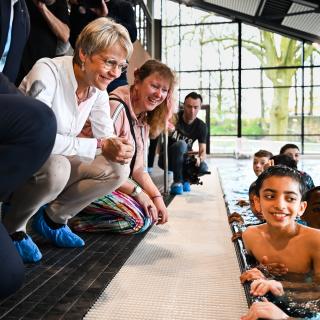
[243,224,265,239]
[300,225,320,243]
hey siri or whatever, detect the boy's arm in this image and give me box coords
[311,234,320,283]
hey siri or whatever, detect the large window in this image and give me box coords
[160,0,320,155]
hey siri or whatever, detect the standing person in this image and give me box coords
[3,17,134,264]
[0,0,57,298]
[71,59,176,233]
[158,92,208,195]
[69,0,137,92]
[16,0,70,86]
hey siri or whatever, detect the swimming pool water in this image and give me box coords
[213,157,320,319]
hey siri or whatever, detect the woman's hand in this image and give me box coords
[240,298,289,320]
[135,191,158,223]
[153,196,168,225]
[240,268,266,284]
[250,279,284,297]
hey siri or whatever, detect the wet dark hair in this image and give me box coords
[248,181,257,196]
[254,149,273,159]
[254,165,307,198]
[270,154,297,169]
[304,186,320,202]
[184,91,203,103]
[279,143,299,154]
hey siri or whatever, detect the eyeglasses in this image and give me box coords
[104,59,128,73]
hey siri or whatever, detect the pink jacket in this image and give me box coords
[109,86,149,175]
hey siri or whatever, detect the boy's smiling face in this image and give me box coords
[254,176,307,226]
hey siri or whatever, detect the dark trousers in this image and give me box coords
[0,94,57,200]
[0,222,25,299]
[158,140,209,183]
[148,136,159,168]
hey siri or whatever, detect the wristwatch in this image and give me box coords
[131,185,142,197]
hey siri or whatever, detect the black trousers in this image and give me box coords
[0,222,25,299]
[0,94,56,298]
[0,94,57,200]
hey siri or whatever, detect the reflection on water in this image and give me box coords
[215,157,320,319]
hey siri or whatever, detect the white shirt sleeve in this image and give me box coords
[19,58,99,159]
[89,92,115,139]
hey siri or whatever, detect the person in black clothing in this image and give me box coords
[15,0,70,86]
[0,0,57,299]
[158,92,209,195]
[69,0,137,92]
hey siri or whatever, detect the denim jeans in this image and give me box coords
[158,140,188,183]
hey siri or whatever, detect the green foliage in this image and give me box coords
[210,118,267,135]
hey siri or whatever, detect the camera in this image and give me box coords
[183,154,211,185]
[78,0,102,9]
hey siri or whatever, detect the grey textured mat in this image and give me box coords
[85,165,248,320]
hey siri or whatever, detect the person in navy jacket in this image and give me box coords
[0,0,57,299]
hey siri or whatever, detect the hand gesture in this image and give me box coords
[259,256,288,276]
[153,196,168,225]
[135,191,158,223]
[240,268,266,284]
[228,212,244,224]
[250,279,284,297]
[101,137,133,164]
[240,298,289,320]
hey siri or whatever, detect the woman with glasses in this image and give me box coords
[70,60,177,234]
[3,18,134,263]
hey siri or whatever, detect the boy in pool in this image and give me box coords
[241,165,320,282]
[300,186,320,229]
[253,149,273,177]
[279,143,315,190]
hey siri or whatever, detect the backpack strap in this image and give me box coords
[109,97,137,177]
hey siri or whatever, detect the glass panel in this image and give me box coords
[162,26,180,70]
[304,43,320,66]
[242,25,303,69]
[162,0,180,26]
[304,67,320,87]
[210,137,236,154]
[304,86,320,135]
[209,70,238,89]
[210,89,238,135]
[180,4,231,24]
[241,87,302,136]
[179,24,238,71]
[242,68,302,89]
[304,136,320,153]
[239,137,301,156]
[179,71,210,91]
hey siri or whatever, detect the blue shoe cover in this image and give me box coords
[14,235,42,263]
[170,183,183,195]
[183,181,191,192]
[33,209,85,248]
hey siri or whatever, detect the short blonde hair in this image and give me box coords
[73,17,133,65]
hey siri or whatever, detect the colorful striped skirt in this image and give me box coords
[69,190,152,234]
